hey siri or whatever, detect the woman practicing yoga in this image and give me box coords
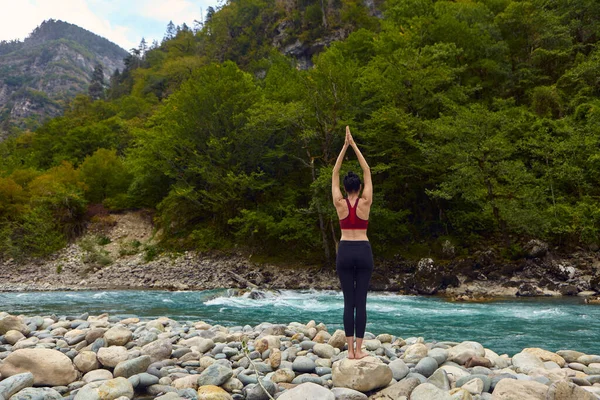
[332,125,373,360]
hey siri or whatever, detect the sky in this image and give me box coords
[0,0,219,51]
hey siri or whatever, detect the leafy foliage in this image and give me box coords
[2,0,600,262]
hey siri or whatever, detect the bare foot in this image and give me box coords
[347,351,355,359]
[354,350,369,359]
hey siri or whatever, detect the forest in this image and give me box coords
[0,0,599,265]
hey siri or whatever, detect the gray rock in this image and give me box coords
[0,373,34,399]
[243,380,277,400]
[137,372,160,388]
[368,377,420,400]
[456,374,491,393]
[428,348,448,365]
[292,356,316,373]
[316,367,332,376]
[114,355,152,378]
[389,359,409,381]
[330,387,368,400]
[8,387,63,400]
[427,368,450,390]
[196,363,233,386]
[291,374,324,385]
[406,373,427,384]
[415,357,438,378]
[177,388,198,399]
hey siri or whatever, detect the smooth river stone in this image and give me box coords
[410,383,453,400]
[9,387,63,400]
[330,387,368,400]
[547,380,596,400]
[448,341,485,365]
[74,377,134,400]
[97,346,129,367]
[415,357,438,378]
[0,372,34,399]
[388,358,409,381]
[369,377,420,400]
[523,348,566,367]
[197,363,233,386]
[427,368,450,390]
[512,352,546,373]
[0,349,78,386]
[428,348,448,365]
[114,355,152,378]
[492,378,549,400]
[104,326,133,346]
[577,355,600,365]
[293,356,316,373]
[403,343,428,363]
[556,350,585,363]
[277,382,334,400]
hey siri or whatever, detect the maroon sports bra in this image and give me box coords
[339,198,369,230]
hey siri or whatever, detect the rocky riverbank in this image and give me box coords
[1,311,599,400]
[1,211,599,298]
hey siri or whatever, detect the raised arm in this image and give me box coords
[347,126,372,205]
[332,136,349,205]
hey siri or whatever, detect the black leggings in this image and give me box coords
[336,241,373,338]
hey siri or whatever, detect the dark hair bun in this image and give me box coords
[343,171,361,194]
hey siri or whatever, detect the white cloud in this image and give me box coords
[0,0,137,50]
[138,0,204,24]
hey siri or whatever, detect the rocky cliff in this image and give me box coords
[0,19,128,137]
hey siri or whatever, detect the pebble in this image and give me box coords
[0,311,597,400]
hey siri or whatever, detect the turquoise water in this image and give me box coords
[1,290,598,356]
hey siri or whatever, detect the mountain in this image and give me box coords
[0,19,129,137]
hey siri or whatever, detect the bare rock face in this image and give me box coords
[332,356,392,392]
[0,348,79,386]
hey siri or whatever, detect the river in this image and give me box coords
[1,289,597,355]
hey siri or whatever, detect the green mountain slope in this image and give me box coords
[0,19,128,136]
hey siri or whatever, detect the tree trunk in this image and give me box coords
[310,157,331,264]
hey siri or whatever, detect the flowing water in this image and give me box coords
[1,289,598,356]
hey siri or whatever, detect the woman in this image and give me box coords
[332,125,373,360]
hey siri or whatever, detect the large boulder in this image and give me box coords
[74,377,134,400]
[492,378,548,400]
[0,349,78,386]
[332,356,392,392]
[277,382,335,400]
